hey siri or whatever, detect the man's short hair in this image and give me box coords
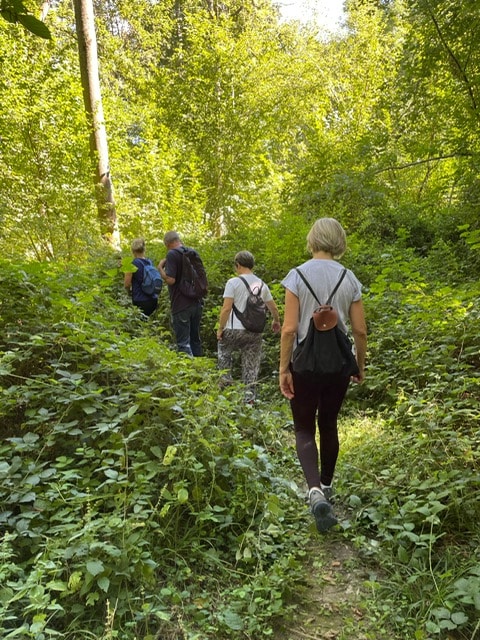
[131,238,145,253]
[234,250,255,270]
[164,231,180,246]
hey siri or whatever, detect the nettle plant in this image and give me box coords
[0,259,305,639]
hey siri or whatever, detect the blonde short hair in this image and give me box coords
[131,238,145,254]
[306,218,347,258]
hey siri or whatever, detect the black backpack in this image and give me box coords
[291,268,359,376]
[176,248,208,300]
[232,276,267,333]
[140,260,163,296]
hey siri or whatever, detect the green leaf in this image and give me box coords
[46,580,68,591]
[177,488,189,503]
[0,461,10,475]
[162,445,177,465]
[97,576,110,592]
[86,560,104,577]
[223,609,244,630]
[17,13,51,39]
[121,256,136,273]
[127,404,139,418]
[450,612,468,625]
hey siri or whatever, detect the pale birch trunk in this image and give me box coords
[73,0,121,249]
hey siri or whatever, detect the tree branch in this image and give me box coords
[426,2,478,112]
[374,152,473,174]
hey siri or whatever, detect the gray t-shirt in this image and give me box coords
[223,273,273,330]
[281,259,362,344]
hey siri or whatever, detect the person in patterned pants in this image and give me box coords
[217,250,280,402]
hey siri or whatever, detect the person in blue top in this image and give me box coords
[124,238,159,318]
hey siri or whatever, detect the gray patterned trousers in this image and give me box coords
[217,329,263,391]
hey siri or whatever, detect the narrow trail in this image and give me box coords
[273,505,385,640]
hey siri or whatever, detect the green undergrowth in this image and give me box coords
[0,259,306,639]
[334,245,480,640]
[336,412,479,640]
[0,250,479,640]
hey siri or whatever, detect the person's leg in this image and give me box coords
[291,371,337,532]
[171,308,193,356]
[189,302,203,357]
[134,299,158,319]
[217,329,237,384]
[290,372,322,489]
[317,375,350,486]
[239,333,263,399]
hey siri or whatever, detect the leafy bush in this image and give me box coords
[2,236,479,640]
[0,258,306,639]
[336,245,480,639]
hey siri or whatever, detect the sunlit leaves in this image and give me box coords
[0,0,51,39]
[0,7,95,259]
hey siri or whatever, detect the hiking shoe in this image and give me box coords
[321,486,334,503]
[309,489,337,533]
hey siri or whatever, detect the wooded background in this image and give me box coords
[2,0,480,264]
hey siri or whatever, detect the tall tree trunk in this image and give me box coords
[73,0,120,249]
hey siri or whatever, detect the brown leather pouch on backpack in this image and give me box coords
[312,305,338,331]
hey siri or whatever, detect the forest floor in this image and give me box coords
[272,502,386,640]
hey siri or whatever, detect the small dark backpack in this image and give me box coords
[292,268,359,377]
[176,248,208,300]
[141,260,163,296]
[232,276,267,333]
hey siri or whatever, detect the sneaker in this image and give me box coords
[321,486,334,502]
[309,489,337,533]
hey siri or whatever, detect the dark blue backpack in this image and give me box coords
[141,260,163,296]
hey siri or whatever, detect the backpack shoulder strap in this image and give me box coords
[233,277,249,327]
[238,275,264,296]
[326,269,347,305]
[172,247,189,280]
[238,275,252,292]
[295,268,322,305]
[295,267,347,305]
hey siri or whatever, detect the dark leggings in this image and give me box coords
[133,298,158,318]
[290,370,350,489]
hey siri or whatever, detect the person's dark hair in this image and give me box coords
[131,238,145,254]
[163,230,180,245]
[234,250,255,270]
[306,218,347,258]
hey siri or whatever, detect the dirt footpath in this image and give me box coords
[273,508,388,640]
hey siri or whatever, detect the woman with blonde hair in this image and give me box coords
[124,238,159,318]
[279,218,367,532]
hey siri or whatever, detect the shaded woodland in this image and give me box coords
[0,0,479,638]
